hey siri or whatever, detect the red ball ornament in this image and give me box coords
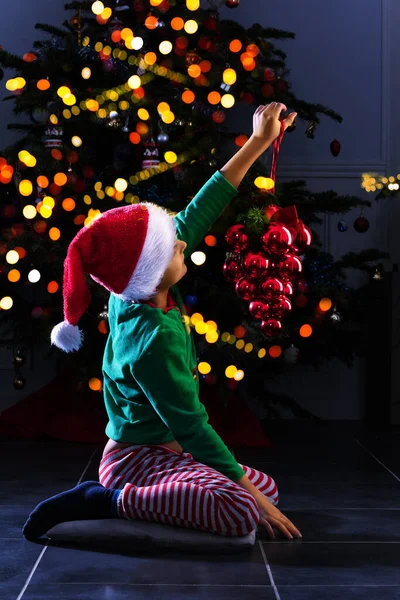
[212,110,226,124]
[263,68,276,82]
[293,223,312,254]
[223,256,242,283]
[276,254,302,278]
[261,223,295,256]
[260,276,284,299]
[236,278,257,301]
[243,252,269,277]
[249,300,270,320]
[284,281,294,296]
[354,216,369,233]
[225,224,249,252]
[261,319,282,337]
[330,139,341,157]
[225,0,240,7]
[273,294,292,318]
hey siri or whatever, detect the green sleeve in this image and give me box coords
[173,170,238,259]
[131,325,246,483]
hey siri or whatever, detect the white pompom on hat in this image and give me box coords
[51,202,176,353]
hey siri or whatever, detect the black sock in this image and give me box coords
[22,481,121,541]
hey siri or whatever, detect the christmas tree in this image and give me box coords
[0,0,387,417]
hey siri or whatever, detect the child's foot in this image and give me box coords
[22,481,121,541]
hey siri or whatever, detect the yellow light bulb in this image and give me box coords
[234,370,244,381]
[23,205,37,219]
[191,251,206,266]
[198,362,211,375]
[225,365,238,379]
[127,75,141,89]
[57,86,70,98]
[91,1,104,15]
[164,151,178,164]
[186,0,200,9]
[159,41,173,55]
[184,20,198,34]
[223,68,237,85]
[19,180,33,197]
[6,250,19,265]
[71,136,83,147]
[81,67,91,79]
[115,178,128,192]
[221,94,235,109]
[0,297,13,310]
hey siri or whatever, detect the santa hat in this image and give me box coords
[51,202,176,353]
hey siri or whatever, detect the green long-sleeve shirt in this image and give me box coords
[102,170,246,482]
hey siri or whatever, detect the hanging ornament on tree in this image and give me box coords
[69,12,81,28]
[157,131,169,143]
[225,224,249,253]
[223,255,242,283]
[141,137,160,169]
[225,0,240,7]
[42,124,63,148]
[261,319,282,337]
[337,219,348,233]
[224,119,312,337]
[305,121,317,139]
[283,345,299,364]
[13,374,26,390]
[235,278,257,301]
[354,214,369,233]
[13,349,26,367]
[330,139,341,157]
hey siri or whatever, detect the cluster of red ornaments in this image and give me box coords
[223,206,312,337]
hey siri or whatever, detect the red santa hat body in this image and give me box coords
[51,202,176,353]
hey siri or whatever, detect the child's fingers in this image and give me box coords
[283,112,297,130]
[255,104,265,115]
[270,102,287,118]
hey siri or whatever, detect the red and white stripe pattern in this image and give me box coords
[99,445,279,538]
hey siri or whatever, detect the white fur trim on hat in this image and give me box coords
[51,320,84,353]
[116,202,177,302]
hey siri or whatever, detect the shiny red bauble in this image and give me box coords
[235,277,257,301]
[260,276,284,299]
[276,254,303,277]
[225,224,249,252]
[261,223,295,256]
[223,256,242,283]
[261,319,282,337]
[293,223,312,254]
[284,281,294,296]
[274,294,292,317]
[243,252,269,278]
[249,300,270,320]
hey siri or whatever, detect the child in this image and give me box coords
[23,103,301,541]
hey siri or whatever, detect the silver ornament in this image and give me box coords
[157,132,169,142]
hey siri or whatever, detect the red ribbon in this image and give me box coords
[266,118,286,194]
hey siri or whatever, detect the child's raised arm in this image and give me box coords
[220,102,297,189]
[173,103,296,258]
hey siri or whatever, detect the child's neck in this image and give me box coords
[149,288,169,309]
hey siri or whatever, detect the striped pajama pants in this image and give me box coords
[99,444,279,538]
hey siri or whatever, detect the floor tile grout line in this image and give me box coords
[15,448,98,600]
[354,439,400,483]
[258,540,281,600]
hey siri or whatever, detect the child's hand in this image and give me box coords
[252,103,297,145]
[254,491,302,540]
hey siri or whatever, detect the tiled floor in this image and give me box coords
[1,421,400,600]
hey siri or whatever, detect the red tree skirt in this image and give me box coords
[0,367,273,448]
